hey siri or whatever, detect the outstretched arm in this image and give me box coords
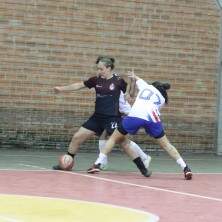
[54,82,86,93]
[128,70,150,91]
[125,69,140,99]
[127,69,140,81]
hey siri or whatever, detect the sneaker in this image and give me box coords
[184,166,192,180]
[140,168,152,177]
[87,164,101,174]
[52,164,63,170]
[100,163,108,170]
[142,155,152,169]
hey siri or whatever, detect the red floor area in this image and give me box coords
[0,170,222,222]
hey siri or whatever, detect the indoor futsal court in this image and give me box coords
[1,0,222,222]
[0,149,222,222]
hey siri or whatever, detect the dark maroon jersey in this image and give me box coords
[84,74,127,116]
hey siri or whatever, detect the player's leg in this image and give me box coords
[145,120,192,180]
[88,116,151,177]
[98,130,109,169]
[128,140,152,169]
[53,127,95,170]
[99,136,151,169]
[88,128,151,177]
[68,114,103,156]
[118,116,152,176]
[119,137,152,177]
[156,135,192,180]
[68,127,95,154]
[87,128,123,173]
[53,114,100,171]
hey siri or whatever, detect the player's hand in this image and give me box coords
[53,86,62,93]
[127,68,137,79]
[127,68,139,80]
[124,93,133,104]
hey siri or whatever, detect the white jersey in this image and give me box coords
[128,79,165,122]
[119,91,131,115]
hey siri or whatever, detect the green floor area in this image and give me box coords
[0,149,221,173]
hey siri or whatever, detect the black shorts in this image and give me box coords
[82,113,121,136]
[117,120,128,135]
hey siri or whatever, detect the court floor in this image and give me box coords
[0,149,222,222]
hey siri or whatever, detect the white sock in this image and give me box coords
[176,157,186,170]
[130,141,150,161]
[98,140,107,152]
[95,153,107,165]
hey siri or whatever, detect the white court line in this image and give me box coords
[101,171,222,175]
[1,167,222,202]
[1,166,222,175]
[0,154,58,158]
[58,171,222,203]
[0,169,51,172]
[18,164,47,170]
[0,215,21,222]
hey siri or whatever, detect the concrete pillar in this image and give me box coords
[216,1,222,155]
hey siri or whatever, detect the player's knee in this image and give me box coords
[120,139,130,149]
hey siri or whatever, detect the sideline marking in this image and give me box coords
[18,164,47,170]
[1,168,222,175]
[1,168,222,202]
[61,171,222,203]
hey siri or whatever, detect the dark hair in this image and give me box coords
[96,56,115,70]
[152,81,171,104]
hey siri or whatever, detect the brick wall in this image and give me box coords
[0,0,220,152]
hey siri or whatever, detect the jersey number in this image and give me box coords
[111,122,118,129]
[139,89,161,105]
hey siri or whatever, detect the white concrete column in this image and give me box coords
[217,3,222,155]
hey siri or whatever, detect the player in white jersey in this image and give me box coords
[98,91,152,170]
[88,72,192,180]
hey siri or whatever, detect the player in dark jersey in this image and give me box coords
[52,56,151,176]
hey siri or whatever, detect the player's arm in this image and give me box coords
[120,71,134,103]
[128,77,137,97]
[125,68,139,101]
[128,70,149,91]
[54,82,86,93]
[119,91,131,115]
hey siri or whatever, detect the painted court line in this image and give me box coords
[60,171,222,203]
[1,167,222,203]
[102,171,222,175]
[1,168,222,175]
[18,164,47,170]
[0,154,58,158]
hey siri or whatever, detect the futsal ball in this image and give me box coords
[59,154,74,171]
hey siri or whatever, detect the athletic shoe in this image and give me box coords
[184,166,192,180]
[52,164,73,171]
[87,164,101,174]
[140,168,152,177]
[100,163,108,170]
[52,164,63,170]
[143,155,152,169]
